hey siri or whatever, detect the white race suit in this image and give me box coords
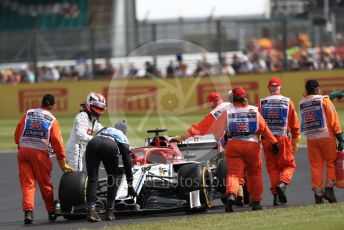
[65,111,103,171]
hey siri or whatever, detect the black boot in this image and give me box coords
[235,185,244,206]
[105,208,115,221]
[251,201,262,211]
[273,194,279,206]
[225,194,235,213]
[87,209,101,222]
[24,210,33,224]
[243,184,250,205]
[48,211,57,222]
[275,182,287,204]
[235,196,244,207]
[314,193,324,204]
[324,187,337,203]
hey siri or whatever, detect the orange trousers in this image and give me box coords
[307,137,337,189]
[262,136,296,195]
[225,140,263,201]
[17,147,55,212]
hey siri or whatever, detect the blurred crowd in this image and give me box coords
[1,47,344,84]
[0,62,99,84]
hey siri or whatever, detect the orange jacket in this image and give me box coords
[187,102,231,136]
[14,109,66,160]
[304,95,342,137]
[258,95,300,139]
[187,113,217,136]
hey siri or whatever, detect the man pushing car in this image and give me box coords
[85,120,136,222]
[171,91,252,206]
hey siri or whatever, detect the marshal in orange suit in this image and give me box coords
[14,94,73,224]
[171,92,248,206]
[210,87,278,212]
[299,80,344,204]
[258,77,300,206]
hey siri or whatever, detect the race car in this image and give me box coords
[56,129,227,219]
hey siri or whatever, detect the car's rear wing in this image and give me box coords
[177,134,218,150]
[180,134,217,144]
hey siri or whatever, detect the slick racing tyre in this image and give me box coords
[216,157,250,205]
[58,171,88,218]
[216,157,227,194]
[177,163,212,212]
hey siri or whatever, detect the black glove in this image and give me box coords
[336,132,344,151]
[272,143,279,155]
[127,186,137,197]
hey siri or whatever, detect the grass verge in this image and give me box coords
[100,203,344,230]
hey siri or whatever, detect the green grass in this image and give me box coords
[99,203,344,230]
[2,110,343,151]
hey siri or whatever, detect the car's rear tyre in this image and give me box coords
[216,157,250,205]
[216,157,227,193]
[221,196,227,205]
[177,163,212,212]
[58,172,88,213]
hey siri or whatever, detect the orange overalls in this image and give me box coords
[187,102,232,137]
[213,103,277,202]
[14,108,65,212]
[259,95,300,195]
[299,95,343,193]
[187,102,246,187]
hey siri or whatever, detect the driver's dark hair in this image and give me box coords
[80,103,99,121]
[305,79,320,95]
[80,103,86,112]
[233,96,246,103]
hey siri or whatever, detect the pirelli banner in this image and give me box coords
[1,70,344,118]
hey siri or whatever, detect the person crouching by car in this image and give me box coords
[85,121,135,222]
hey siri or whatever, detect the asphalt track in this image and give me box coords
[1,147,344,230]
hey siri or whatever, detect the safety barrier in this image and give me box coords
[1,70,343,118]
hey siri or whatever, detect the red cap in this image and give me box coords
[268,77,282,87]
[208,92,222,102]
[233,87,247,98]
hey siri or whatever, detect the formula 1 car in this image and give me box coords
[56,129,228,219]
